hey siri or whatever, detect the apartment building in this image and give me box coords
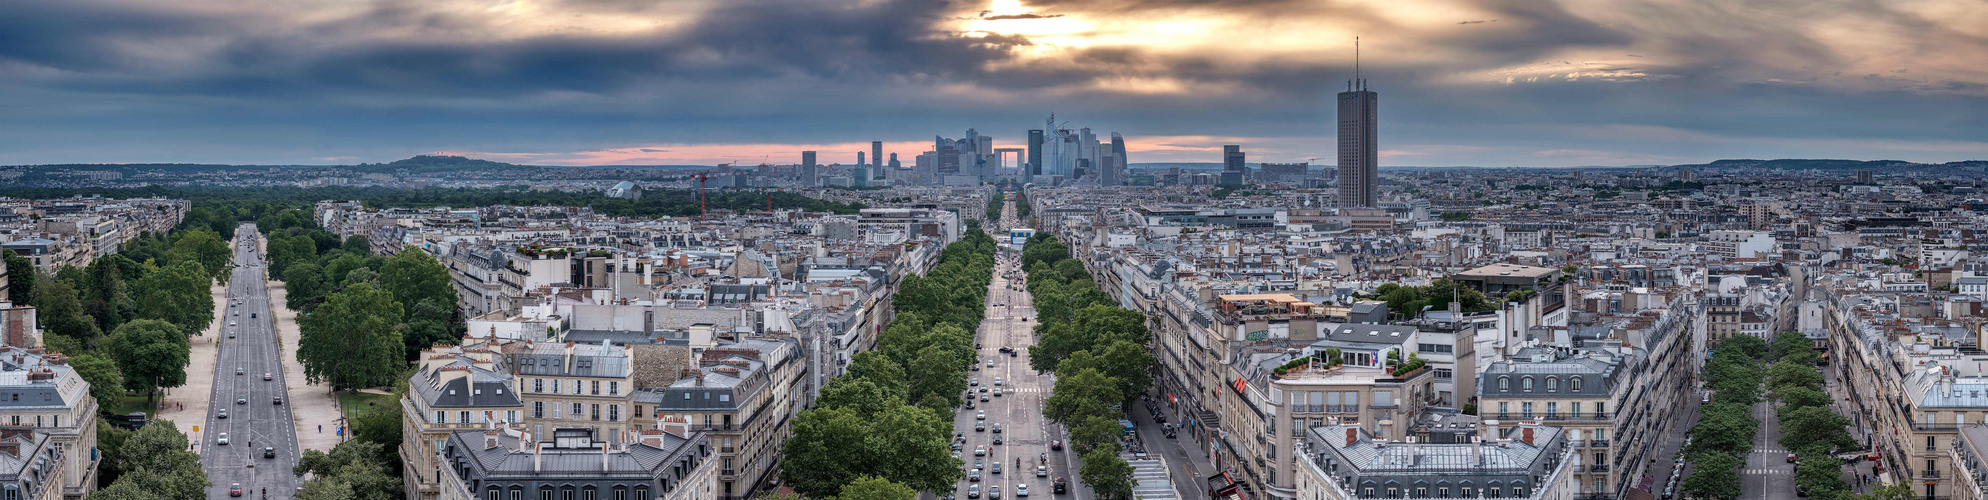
[0,427,65,500]
[644,338,805,500]
[515,341,638,443]
[1293,422,1581,500]
[0,348,98,500]
[436,427,717,500]
[402,337,530,500]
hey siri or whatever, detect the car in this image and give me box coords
[230,483,243,497]
[217,433,229,445]
[1053,478,1067,494]
[992,424,1002,433]
[972,365,980,372]
[264,447,276,459]
[237,397,247,405]
[980,387,989,393]
[251,313,257,318]
[264,373,273,381]
[1009,350,1017,357]
[986,360,995,367]
[967,400,977,408]
[971,379,980,386]
[980,395,990,402]
[993,378,1003,386]
[1016,485,1028,497]
[975,446,987,456]
[990,485,1001,500]
[236,367,245,375]
[974,458,984,469]
[969,469,983,482]
[968,485,982,498]
[1703,392,1712,403]
[229,321,236,327]
[234,310,239,316]
[976,411,986,420]
[993,388,1003,397]
[273,397,283,405]
[992,435,1003,445]
[1036,466,1048,477]
[228,332,236,339]
[975,422,986,432]
[1787,453,1797,463]
[991,463,1001,475]
[216,409,227,419]
[1050,440,1062,450]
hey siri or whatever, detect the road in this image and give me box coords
[1741,397,1797,500]
[952,197,1074,500]
[200,224,303,499]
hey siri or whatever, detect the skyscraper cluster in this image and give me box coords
[1027,115,1128,186]
[915,129,998,186]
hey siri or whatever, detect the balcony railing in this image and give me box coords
[1543,413,1564,421]
[1588,465,1610,473]
[1590,440,1610,448]
[1915,423,1963,431]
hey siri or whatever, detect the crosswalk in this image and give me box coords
[1129,459,1177,500]
[1753,448,1788,454]
[1742,469,1788,475]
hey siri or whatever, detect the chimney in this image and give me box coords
[1521,426,1535,446]
[1345,427,1358,445]
[534,443,543,472]
[1484,419,1499,441]
[1471,436,1482,466]
[485,430,500,450]
[1371,438,1387,449]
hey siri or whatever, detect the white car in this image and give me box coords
[993,378,1002,386]
[976,411,986,420]
[216,433,229,445]
[1016,485,1028,497]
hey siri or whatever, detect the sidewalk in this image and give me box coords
[267,278,346,453]
[1824,363,1887,494]
[1639,386,1704,493]
[1129,397,1213,500]
[154,282,228,447]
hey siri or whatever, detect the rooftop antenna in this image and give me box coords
[1355,36,1360,91]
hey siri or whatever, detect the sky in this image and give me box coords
[3,0,1988,167]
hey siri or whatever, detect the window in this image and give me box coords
[1521,402,1533,418]
[1929,436,1937,451]
[573,403,584,419]
[506,410,519,422]
[552,380,561,394]
[541,486,554,500]
[610,381,620,396]
[460,411,472,423]
[1521,377,1534,391]
[436,411,447,423]
[1434,368,1453,380]
[511,487,523,500]
[613,487,627,500]
[1499,377,1510,391]
[609,405,621,422]
[533,402,545,419]
[592,381,602,395]
[562,486,575,500]
[1595,402,1607,416]
[592,404,601,421]
[1498,402,1509,418]
[1546,377,1558,392]
[583,486,597,500]
[534,379,544,392]
[489,487,503,500]
[1570,377,1582,392]
[634,487,649,500]
[1547,402,1558,417]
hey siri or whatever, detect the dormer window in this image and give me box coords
[1521,377,1534,391]
[1546,377,1558,392]
[1499,377,1510,391]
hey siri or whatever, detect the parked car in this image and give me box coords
[969,469,982,482]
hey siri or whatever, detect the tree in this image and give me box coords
[904,345,968,408]
[1847,484,1915,500]
[1079,446,1137,500]
[1775,384,1833,409]
[1768,361,1824,393]
[2,250,32,305]
[1686,402,1757,459]
[817,378,899,420]
[105,320,190,403]
[342,235,371,256]
[1069,415,1121,453]
[1770,331,1817,363]
[1794,449,1847,498]
[1718,335,1769,360]
[350,404,404,470]
[400,298,459,362]
[297,283,405,390]
[1044,368,1121,426]
[90,421,209,500]
[166,227,232,282]
[323,253,368,290]
[377,249,456,322]
[844,351,909,400]
[131,261,214,334]
[293,440,400,500]
[284,262,327,311]
[1778,406,1856,454]
[94,418,135,487]
[1679,452,1742,500]
[35,277,102,347]
[781,407,872,497]
[71,354,125,410]
[867,404,961,494]
[837,476,917,500]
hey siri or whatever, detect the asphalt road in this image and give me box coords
[1741,399,1796,500]
[201,224,303,499]
[950,200,1073,500]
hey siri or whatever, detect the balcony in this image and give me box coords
[722,446,734,454]
[1590,440,1610,448]
[1915,423,1963,432]
[1589,465,1610,473]
[1543,413,1564,421]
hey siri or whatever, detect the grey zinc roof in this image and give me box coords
[1311,424,1559,472]
[413,363,523,409]
[1319,324,1417,346]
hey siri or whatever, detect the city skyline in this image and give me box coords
[4,0,1987,167]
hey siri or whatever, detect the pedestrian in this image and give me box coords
[319,424,323,433]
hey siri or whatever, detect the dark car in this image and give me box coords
[1050,440,1062,451]
[264,447,276,458]
[273,397,283,405]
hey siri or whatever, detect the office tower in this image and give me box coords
[1221,145,1246,185]
[857,152,866,168]
[888,153,900,171]
[872,141,883,172]
[1027,129,1044,181]
[801,151,818,186]
[854,164,868,187]
[1101,154,1123,186]
[1337,80,1379,207]
[1856,169,1873,184]
[1109,133,1128,186]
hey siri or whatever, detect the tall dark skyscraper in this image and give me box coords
[801,150,818,186]
[1109,132,1127,185]
[1221,145,1246,185]
[1337,81,1378,208]
[872,141,883,169]
[1027,129,1045,181]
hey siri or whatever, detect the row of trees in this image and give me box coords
[1681,335,1767,500]
[1022,233,1151,500]
[1767,332,1860,499]
[780,230,999,499]
[88,420,210,499]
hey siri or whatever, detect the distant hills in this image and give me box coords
[346,155,534,174]
[1662,159,1988,172]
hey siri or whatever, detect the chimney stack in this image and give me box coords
[534,443,543,472]
[485,430,500,450]
[1345,427,1358,445]
[1521,426,1535,446]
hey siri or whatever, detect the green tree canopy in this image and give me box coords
[104,320,191,402]
[1044,368,1122,426]
[88,420,208,500]
[35,276,102,348]
[1679,452,1742,500]
[836,476,918,500]
[297,283,405,390]
[293,440,401,500]
[1079,446,1137,500]
[2,250,32,305]
[131,260,214,334]
[70,354,125,411]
